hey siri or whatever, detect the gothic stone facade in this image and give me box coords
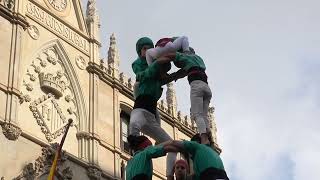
[0,0,219,179]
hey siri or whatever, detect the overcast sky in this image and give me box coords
[81,1,320,180]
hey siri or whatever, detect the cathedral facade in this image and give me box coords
[0,0,218,179]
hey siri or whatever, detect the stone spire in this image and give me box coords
[166,82,177,115]
[107,33,120,78]
[86,0,100,40]
[208,106,217,143]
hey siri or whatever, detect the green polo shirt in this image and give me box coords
[132,57,149,75]
[183,141,225,180]
[126,145,166,180]
[132,58,164,101]
[174,52,206,72]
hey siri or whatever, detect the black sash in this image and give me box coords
[133,95,157,115]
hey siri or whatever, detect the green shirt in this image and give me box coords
[174,52,206,72]
[183,141,225,180]
[132,57,149,75]
[126,145,166,180]
[132,58,163,101]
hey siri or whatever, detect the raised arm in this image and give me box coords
[163,140,185,153]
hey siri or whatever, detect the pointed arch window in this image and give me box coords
[120,111,130,153]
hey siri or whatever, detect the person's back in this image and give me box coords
[126,136,166,180]
[164,134,229,180]
[126,145,165,180]
[182,135,228,180]
[174,52,206,73]
[183,141,225,177]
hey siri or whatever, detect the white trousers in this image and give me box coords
[129,108,177,176]
[190,80,212,134]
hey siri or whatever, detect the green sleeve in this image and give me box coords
[182,141,199,154]
[175,52,183,61]
[136,61,160,81]
[145,145,166,159]
[132,61,143,75]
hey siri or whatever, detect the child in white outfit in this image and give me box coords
[145,36,190,65]
[133,36,190,100]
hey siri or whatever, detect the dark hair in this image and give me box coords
[127,135,149,151]
[136,37,154,56]
[191,133,201,143]
[191,133,215,145]
[189,47,195,54]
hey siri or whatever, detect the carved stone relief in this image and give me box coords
[3,0,14,10]
[1,122,22,141]
[75,56,87,70]
[27,25,39,40]
[12,163,36,180]
[11,144,73,180]
[44,0,71,17]
[29,93,68,141]
[87,167,102,180]
[20,45,79,142]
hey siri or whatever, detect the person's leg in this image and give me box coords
[171,36,190,52]
[129,108,147,136]
[203,83,212,132]
[140,110,177,177]
[202,83,214,146]
[190,80,209,144]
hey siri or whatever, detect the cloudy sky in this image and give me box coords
[82,0,320,180]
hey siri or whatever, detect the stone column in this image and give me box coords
[113,88,121,178]
[86,73,99,165]
[0,0,28,141]
[80,0,101,165]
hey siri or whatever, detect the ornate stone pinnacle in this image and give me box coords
[86,0,96,22]
[208,106,218,143]
[166,82,177,112]
[107,33,120,71]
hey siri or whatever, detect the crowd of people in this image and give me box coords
[126,36,229,180]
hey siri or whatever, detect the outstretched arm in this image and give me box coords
[161,69,188,85]
[156,52,177,64]
[156,56,172,64]
[163,140,185,153]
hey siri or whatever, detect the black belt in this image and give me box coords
[187,67,208,84]
[200,167,229,180]
[132,174,150,180]
[133,95,157,115]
